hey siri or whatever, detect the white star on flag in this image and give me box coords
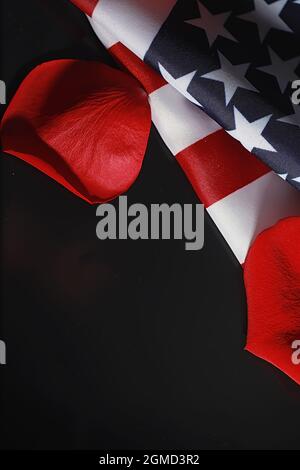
[201,52,257,105]
[292,176,300,182]
[238,0,292,42]
[293,0,300,4]
[185,1,236,46]
[258,47,299,93]
[228,107,276,152]
[278,173,288,180]
[278,104,300,127]
[158,63,201,106]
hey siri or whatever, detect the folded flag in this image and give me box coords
[70,0,300,384]
[76,0,300,190]
[73,0,300,264]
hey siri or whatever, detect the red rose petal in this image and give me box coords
[244,217,300,385]
[1,59,151,203]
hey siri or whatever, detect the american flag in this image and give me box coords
[71,0,300,264]
[69,0,300,385]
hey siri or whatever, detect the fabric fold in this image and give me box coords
[71,0,300,385]
[84,8,300,264]
[84,0,300,190]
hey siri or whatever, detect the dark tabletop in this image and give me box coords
[1,0,300,450]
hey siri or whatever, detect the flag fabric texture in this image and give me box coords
[74,0,300,189]
[70,0,300,264]
[70,0,300,384]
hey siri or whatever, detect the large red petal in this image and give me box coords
[1,60,151,203]
[244,217,300,385]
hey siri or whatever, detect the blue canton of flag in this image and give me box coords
[144,0,300,189]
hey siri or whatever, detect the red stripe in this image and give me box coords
[70,0,98,17]
[176,129,270,207]
[109,43,167,94]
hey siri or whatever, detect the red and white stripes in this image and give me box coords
[72,0,300,263]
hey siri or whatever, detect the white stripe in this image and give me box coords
[88,16,117,49]
[88,10,300,266]
[207,172,300,264]
[92,0,176,59]
[149,84,221,155]
[88,15,220,155]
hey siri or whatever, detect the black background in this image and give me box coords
[0,0,300,450]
